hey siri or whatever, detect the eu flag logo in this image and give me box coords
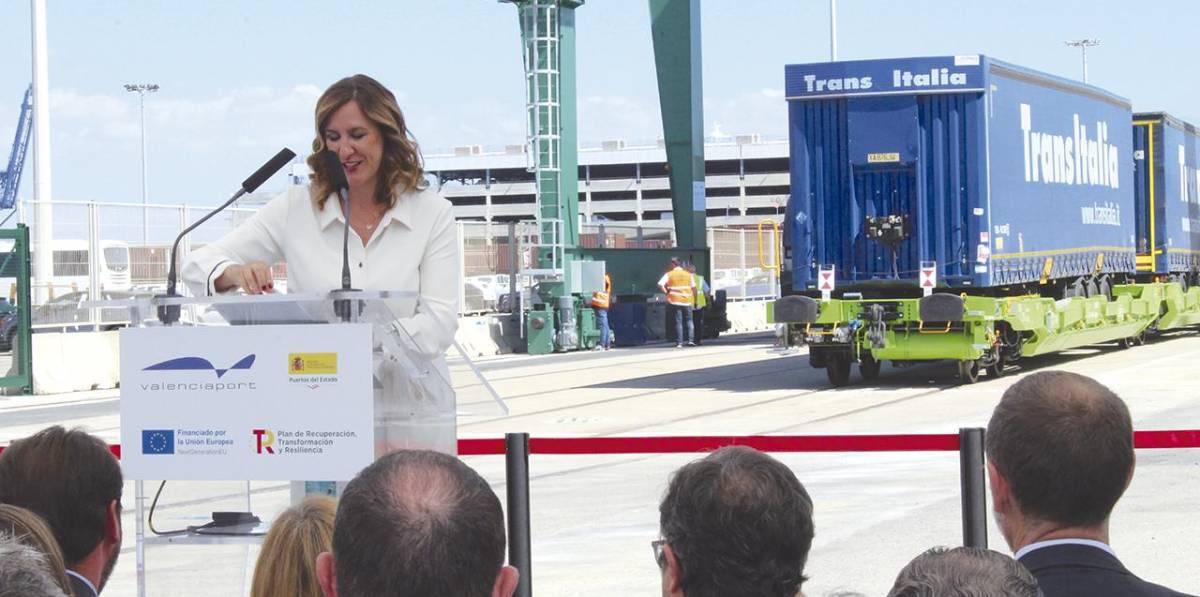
[142,430,175,455]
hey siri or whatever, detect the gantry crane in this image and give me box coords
[500,0,720,354]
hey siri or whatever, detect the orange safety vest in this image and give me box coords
[592,274,612,309]
[665,267,694,306]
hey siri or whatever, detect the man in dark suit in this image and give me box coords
[0,426,123,597]
[985,371,1195,597]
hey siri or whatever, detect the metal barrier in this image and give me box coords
[459,428,1200,595]
[506,433,533,597]
[958,428,988,548]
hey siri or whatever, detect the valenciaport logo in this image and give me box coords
[140,354,259,392]
[143,354,256,378]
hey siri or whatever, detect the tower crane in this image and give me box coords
[0,85,33,215]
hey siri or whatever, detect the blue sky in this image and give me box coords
[0,0,1196,206]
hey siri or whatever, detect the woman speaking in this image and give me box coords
[182,75,460,456]
[182,74,459,359]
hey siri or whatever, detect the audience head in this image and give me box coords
[670,257,681,268]
[252,495,337,597]
[317,449,517,597]
[0,534,71,597]
[657,445,814,597]
[985,371,1133,548]
[0,504,71,594]
[0,426,123,592]
[887,546,1040,597]
[686,263,696,273]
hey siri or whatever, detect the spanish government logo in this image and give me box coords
[143,354,256,378]
[141,429,175,455]
[288,353,338,375]
[253,429,276,455]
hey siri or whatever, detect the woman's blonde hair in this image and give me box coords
[0,503,72,594]
[250,495,337,597]
[306,74,426,208]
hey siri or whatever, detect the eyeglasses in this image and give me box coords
[651,539,667,569]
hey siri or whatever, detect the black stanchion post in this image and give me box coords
[506,432,533,597]
[959,427,988,548]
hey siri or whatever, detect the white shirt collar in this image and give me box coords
[67,569,98,596]
[1015,538,1116,560]
[316,189,415,232]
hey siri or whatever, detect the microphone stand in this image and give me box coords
[333,189,361,322]
[156,147,296,325]
[158,188,247,324]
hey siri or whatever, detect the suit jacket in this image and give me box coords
[67,572,98,597]
[1019,543,1196,597]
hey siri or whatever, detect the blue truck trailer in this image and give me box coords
[773,56,1200,386]
[1133,112,1200,279]
[783,55,1135,297]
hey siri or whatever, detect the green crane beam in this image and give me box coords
[649,0,706,250]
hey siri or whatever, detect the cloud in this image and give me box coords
[577,95,662,145]
[704,88,788,138]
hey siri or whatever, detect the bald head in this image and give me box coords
[330,450,507,597]
[986,370,1133,527]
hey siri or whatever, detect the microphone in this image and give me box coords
[158,148,296,324]
[321,151,359,322]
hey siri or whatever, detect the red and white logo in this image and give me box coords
[818,268,835,292]
[920,266,937,289]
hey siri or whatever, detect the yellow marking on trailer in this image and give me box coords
[1135,120,1159,271]
[992,246,1130,259]
[1136,254,1155,272]
[1149,123,1158,266]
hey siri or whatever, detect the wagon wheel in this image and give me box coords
[985,350,1006,378]
[957,359,981,384]
[826,352,852,387]
[860,351,881,381]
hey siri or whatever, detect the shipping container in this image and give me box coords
[783,55,1135,295]
[1132,112,1200,276]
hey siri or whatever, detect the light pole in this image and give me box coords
[125,83,158,244]
[829,0,838,61]
[1064,39,1100,84]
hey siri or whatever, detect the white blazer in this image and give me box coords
[181,185,461,359]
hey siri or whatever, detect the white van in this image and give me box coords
[1,238,132,301]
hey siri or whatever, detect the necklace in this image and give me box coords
[351,202,387,232]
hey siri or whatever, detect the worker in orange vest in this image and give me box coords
[657,257,696,348]
[591,271,613,350]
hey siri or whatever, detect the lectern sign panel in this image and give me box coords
[120,323,374,481]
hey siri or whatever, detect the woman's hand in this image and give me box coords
[215,261,275,294]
